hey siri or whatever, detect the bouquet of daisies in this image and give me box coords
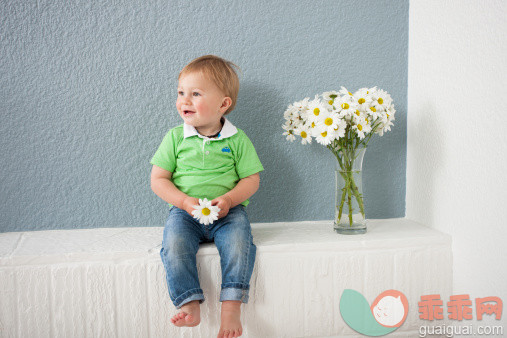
[282,86,395,226]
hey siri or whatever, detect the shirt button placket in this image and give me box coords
[202,139,206,166]
[205,138,210,156]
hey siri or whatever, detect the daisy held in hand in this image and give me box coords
[192,198,221,225]
[282,86,396,228]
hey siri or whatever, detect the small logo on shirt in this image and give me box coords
[222,147,231,153]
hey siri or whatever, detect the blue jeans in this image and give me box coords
[160,204,257,309]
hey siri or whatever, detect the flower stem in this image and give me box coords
[349,174,365,217]
[329,133,366,227]
[338,174,348,221]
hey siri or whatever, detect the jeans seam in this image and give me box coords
[240,229,251,290]
[239,207,251,294]
[220,286,249,303]
[221,283,249,290]
[160,247,174,300]
[204,224,210,241]
[174,288,204,305]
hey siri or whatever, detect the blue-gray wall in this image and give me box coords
[0,0,408,232]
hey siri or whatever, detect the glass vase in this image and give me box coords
[334,146,367,234]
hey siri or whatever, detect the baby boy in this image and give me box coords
[150,55,264,338]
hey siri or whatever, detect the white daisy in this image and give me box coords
[282,123,296,142]
[307,97,328,124]
[376,105,395,136]
[351,116,372,140]
[332,118,347,139]
[365,104,383,121]
[322,90,339,106]
[283,104,298,121]
[370,88,392,111]
[351,108,367,122]
[191,198,220,225]
[323,98,336,112]
[335,96,356,120]
[293,97,310,111]
[308,119,321,138]
[315,126,336,146]
[386,104,396,122]
[316,110,341,133]
[338,86,354,99]
[294,125,312,145]
[352,87,374,113]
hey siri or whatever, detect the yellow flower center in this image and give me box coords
[366,118,369,124]
[328,100,334,105]
[311,122,316,128]
[348,91,352,96]
[341,102,350,110]
[387,113,390,119]
[313,108,320,116]
[378,97,383,104]
[358,98,365,104]
[355,110,360,116]
[325,117,333,126]
[301,131,307,138]
[334,126,339,131]
[357,124,363,131]
[321,131,327,137]
[370,106,376,112]
[202,208,210,216]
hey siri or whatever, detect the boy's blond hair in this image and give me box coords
[179,55,241,115]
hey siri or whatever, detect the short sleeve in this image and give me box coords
[150,129,178,172]
[234,130,264,179]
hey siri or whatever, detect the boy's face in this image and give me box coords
[176,71,231,131]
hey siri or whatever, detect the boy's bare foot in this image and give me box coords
[217,300,242,338]
[171,300,201,327]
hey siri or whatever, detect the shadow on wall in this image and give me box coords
[234,80,304,222]
[407,101,444,226]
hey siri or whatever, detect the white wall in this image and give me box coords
[407,0,507,305]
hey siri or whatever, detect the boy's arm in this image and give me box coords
[150,165,189,210]
[223,173,260,209]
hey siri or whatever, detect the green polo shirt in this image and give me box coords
[150,117,264,208]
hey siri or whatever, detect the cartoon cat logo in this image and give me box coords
[340,289,408,336]
[371,290,408,327]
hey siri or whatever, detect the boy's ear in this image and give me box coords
[220,97,232,113]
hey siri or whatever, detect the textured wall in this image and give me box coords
[407,0,507,308]
[1,0,408,232]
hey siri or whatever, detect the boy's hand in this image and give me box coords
[182,196,200,216]
[211,195,232,219]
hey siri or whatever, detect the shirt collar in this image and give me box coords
[183,116,238,140]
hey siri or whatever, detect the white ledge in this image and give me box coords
[0,218,450,266]
[0,218,453,337]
